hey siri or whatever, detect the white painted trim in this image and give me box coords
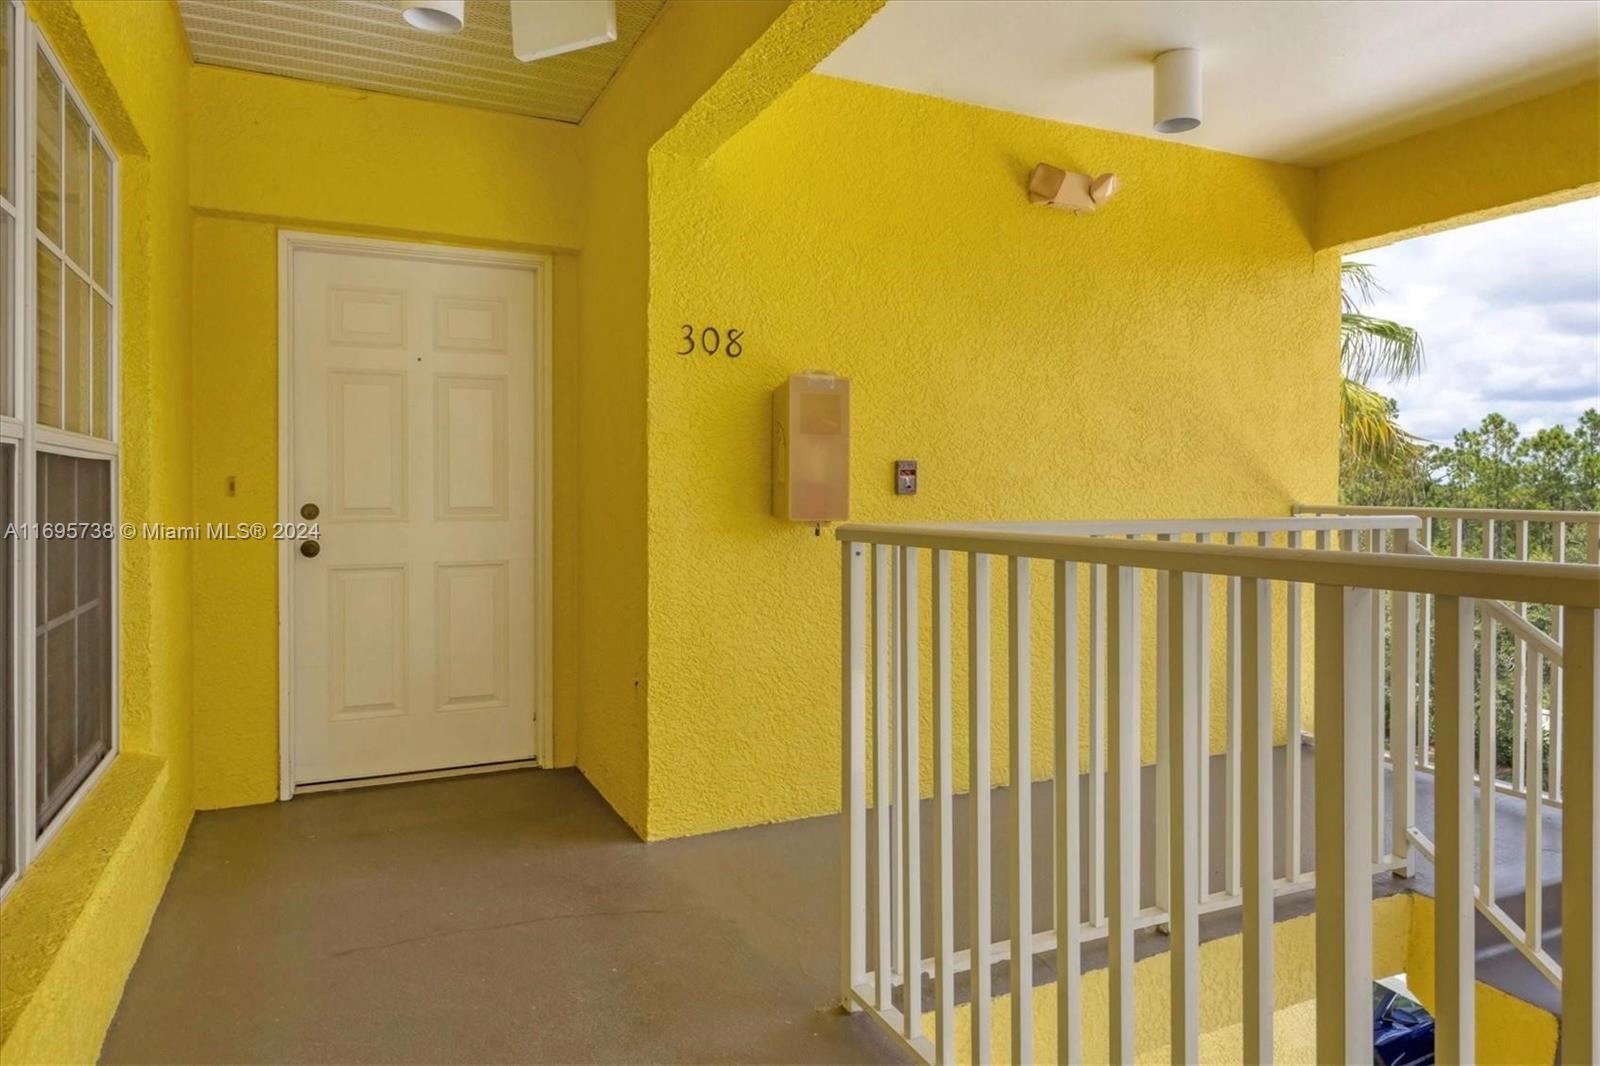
[276,234,293,802]
[291,757,539,795]
[276,230,555,801]
[0,0,22,904]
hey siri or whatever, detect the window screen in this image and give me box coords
[34,452,109,829]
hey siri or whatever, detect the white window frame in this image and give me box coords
[0,0,120,901]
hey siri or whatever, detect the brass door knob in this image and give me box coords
[299,540,321,558]
[300,502,320,520]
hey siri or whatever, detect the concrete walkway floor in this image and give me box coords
[104,746,1562,1062]
[103,769,903,1065]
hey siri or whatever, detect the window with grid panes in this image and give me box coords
[0,0,118,896]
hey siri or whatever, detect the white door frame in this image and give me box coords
[276,230,554,799]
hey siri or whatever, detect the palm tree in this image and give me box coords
[1340,260,1425,470]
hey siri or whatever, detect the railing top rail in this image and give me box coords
[1404,535,1563,662]
[945,515,1420,536]
[1297,502,1600,524]
[836,523,1600,607]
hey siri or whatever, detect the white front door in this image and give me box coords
[287,240,539,785]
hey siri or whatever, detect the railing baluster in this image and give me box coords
[1169,570,1200,1063]
[1553,523,1567,801]
[1526,647,1543,953]
[873,545,893,1011]
[968,553,993,1066]
[1562,605,1597,1063]
[891,555,902,984]
[1195,535,1211,900]
[1421,518,1434,769]
[1436,596,1476,1063]
[1427,515,1440,765]
[1008,557,1033,1063]
[1370,531,1385,866]
[1514,521,1529,792]
[1286,530,1304,881]
[1225,534,1243,899]
[1314,584,1375,1063]
[1392,526,1416,876]
[841,542,867,1009]
[1155,542,1171,919]
[1053,561,1082,1065]
[899,548,922,1041]
[932,550,955,1062]
[1241,576,1273,1063]
[1108,565,1141,1064]
[1479,595,1497,905]
[1089,564,1107,928]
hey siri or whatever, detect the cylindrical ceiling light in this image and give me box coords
[402,0,465,33]
[1153,48,1202,133]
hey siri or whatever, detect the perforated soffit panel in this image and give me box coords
[178,0,665,123]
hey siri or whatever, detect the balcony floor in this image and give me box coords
[103,747,1560,1063]
[103,769,904,1065]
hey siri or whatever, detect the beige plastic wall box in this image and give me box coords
[773,372,849,523]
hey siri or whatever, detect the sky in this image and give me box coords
[1356,196,1600,445]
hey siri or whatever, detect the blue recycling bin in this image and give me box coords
[1373,981,1436,1066]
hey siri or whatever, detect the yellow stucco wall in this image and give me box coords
[187,66,585,808]
[573,0,789,834]
[0,1,194,1061]
[643,72,1338,838]
[188,66,587,251]
[1314,79,1600,252]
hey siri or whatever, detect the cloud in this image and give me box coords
[1486,274,1599,306]
[1546,301,1600,336]
[1357,196,1600,444]
[1492,379,1600,403]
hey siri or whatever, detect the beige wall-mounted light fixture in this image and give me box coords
[1027,164,1120,213]
[773,372,850,523]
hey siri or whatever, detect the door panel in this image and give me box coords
[290,246,537,784]
[434,375,507,518]
[330,370,407,519]
[436,561,508,711]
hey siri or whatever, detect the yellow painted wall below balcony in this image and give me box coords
[644,73,1339,838]
[930,894,1413,1063]
[1315,79,1600,252]
[937,894,1559,1065]
[1402,895,1561,1065]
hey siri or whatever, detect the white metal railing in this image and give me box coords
[1301,504,1599,987]
[838,515,1598,1065]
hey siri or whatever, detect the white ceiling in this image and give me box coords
[816,1,1600,166]
[178,0,664,123]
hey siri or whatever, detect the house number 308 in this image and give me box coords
[678,324,743,358]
